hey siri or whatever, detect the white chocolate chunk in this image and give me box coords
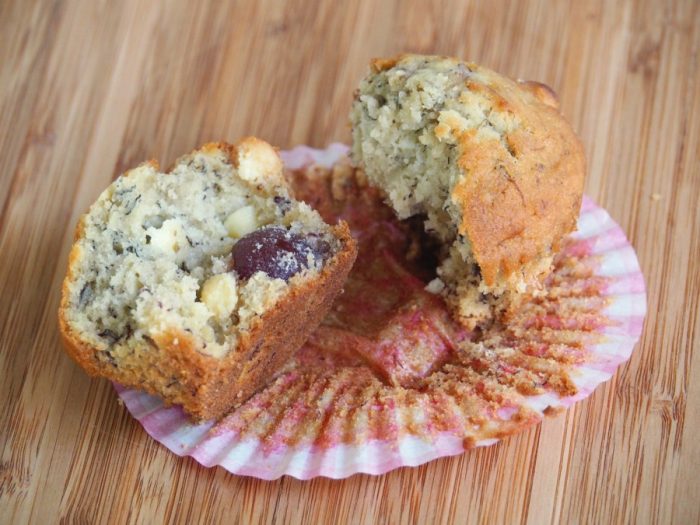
[236,139,285,186]
[225,206,258,238]
[200,273,238,319]
[147,219,188,254]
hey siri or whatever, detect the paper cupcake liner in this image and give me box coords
[116,144,646,480]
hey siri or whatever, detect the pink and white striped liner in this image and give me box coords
[115,144,646,480]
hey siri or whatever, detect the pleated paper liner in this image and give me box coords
[115,144,646,480]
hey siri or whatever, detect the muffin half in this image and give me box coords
[59,138,357,420]
[351,54,585,328]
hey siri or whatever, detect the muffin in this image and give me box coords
[59,138,357,420]
[350,54,585,328]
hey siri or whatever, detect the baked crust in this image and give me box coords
[371,55,586,288]
[58,141,357,421]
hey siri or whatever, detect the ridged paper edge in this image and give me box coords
[116,144,646,480]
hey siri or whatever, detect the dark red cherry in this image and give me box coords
[231,226,331,281]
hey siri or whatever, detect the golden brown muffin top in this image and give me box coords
[371,55,586,287]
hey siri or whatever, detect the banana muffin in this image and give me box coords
[350,54,585,328]
[59,138,357,420]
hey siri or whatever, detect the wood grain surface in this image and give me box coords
[1,0,699,523]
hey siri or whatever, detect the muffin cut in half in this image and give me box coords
[59,138,357,420]
[350,54,585,328]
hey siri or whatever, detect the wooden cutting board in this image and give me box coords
[1,0,699,523]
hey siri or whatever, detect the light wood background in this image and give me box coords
[1,0,699,523]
